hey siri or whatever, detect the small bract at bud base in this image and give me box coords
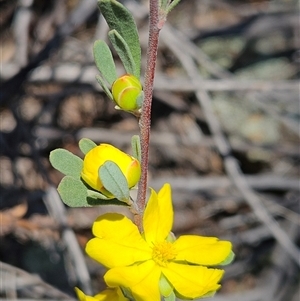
[112,74,143,111]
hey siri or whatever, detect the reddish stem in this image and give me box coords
[135,0,163,231]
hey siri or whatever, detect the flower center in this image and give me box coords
[152,241,177,267]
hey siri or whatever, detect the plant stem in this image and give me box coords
[135,0,163,231]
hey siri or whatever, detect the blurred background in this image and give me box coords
[0,0,299,300]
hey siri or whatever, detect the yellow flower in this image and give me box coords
[86,184,233,301]
[75,287,129,301]
[81,144,141,196]
[112,74,142,111]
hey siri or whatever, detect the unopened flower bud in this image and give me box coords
[81,144,141,196]
[112,74,142,111]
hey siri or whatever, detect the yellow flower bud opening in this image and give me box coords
[81,144,141,196]
[112,74,142,111]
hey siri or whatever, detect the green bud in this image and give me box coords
[112,74,143,111]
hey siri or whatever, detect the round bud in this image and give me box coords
[112,74,142,111]
[81,144,141,196]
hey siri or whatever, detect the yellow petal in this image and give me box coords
[143,183,173,244]
[161,262,224,299]
[86,213,151,268]
[81,144,141,194]
[93,288,129,301]
[75,288,90,301]
[104,260,161,301]
[173,235,232,265]
[75,287,128,301]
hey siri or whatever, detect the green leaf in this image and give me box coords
[108,30,136,76]
[219,250,235,266]
[96,74,113,100]
[98,0,141,78]
[49,149,83,179]
[131,135,141,162]
[58,176,90,207]
[93,40,117,85]
[99,160,130,203]
[57,176,129,207]
[79,138,97,155]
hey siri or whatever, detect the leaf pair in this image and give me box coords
[94,0,141,100]
[49,138,132,207]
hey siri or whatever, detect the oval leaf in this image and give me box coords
[58,176,129,207]
[58,176,89,207]
[98,160,130,203]
[79,138,97,155]
[93,40,117,85]
[49,149,83,179]
[98,0,141,78]
[108,29,136,76]
[96,75,113,100]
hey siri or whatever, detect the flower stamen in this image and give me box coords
[152,241,177,267]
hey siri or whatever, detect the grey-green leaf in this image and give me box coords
[96,74,113,100]
[93,40,117,85]
[49,149,83,179]
[58,176,90,207]
[79,138,97,155]
[58,176,129,207]
[99,160,130,203]
[98,0,141,78]
[108,29,136,76]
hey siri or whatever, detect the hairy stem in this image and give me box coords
[135,0,163,231]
